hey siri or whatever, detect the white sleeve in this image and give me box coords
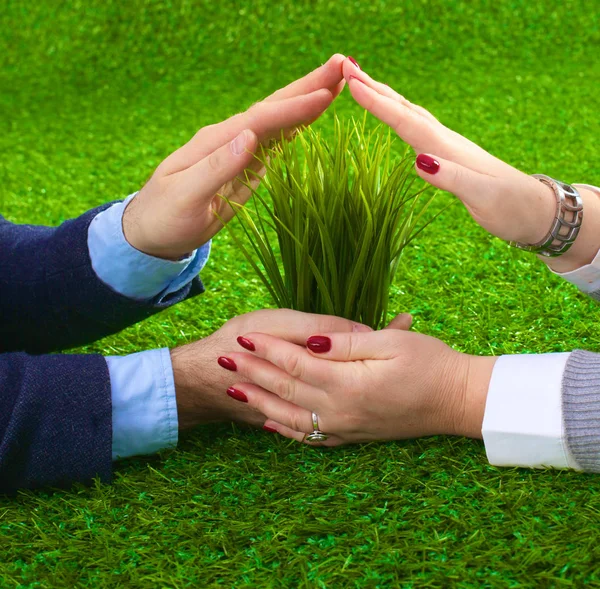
[482,353,581,470]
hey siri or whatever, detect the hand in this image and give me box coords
[169,308,371,430]
[342,57,600,274]
[215,314,496,444]
[122,54,347,261]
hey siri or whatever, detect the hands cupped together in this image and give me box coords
[217,315,496,445]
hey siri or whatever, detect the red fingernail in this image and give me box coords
[218,356,237,371]
[263,425,278,433]
[416,154,440,175]
[237,336,255,352]
[227,387,248,403]
[306,335,332,353]
[348,56,361,70]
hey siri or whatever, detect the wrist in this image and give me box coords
[170,339,265,430]
[542,187,600,274]
[122,190,188,262]
[450,354,496,439]
[170,342,230,429]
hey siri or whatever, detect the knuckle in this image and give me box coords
[450,164,466,188]
[288,411,308,433]
[281,352,304,380]
[194,124,213,140]
[344,337,356,361]
[273,374,295,401]
[208,150,223,173]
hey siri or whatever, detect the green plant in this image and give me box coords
[222,116,441,329]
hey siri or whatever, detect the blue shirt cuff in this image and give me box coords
[107,348,178,460]
[88,193,211,301]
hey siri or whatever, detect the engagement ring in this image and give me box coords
[306,412,328,442]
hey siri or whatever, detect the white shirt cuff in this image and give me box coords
[482,353,579,469]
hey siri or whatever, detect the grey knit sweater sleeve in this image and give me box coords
[563,350,600,472]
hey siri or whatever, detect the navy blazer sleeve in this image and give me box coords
[0,204,204,492]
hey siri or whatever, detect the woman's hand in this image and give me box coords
[342,57,600,274]
[215,318,496,444]
[170,308,371,430]
[122,54,347,261]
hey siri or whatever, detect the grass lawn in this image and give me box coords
[2,0,600,586]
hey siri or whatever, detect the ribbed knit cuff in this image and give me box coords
[563,350,600,472]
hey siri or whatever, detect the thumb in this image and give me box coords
[306,330,401,361]
[177,129,259,204]
[384,313,413,331]
[413,153,551,244]
[414,153,496,211]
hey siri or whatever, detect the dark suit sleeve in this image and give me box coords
[0,352,112,493]
[0,203,204,354]
[0,204,205,491]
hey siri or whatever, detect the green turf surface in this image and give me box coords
[2,0,600,586]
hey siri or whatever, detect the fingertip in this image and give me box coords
[230,129,258,157]
[352,322,373,333]
[316,87,335,102]
[237,335,256,352]
[306,335,332,354]
[327,53,347,66]
[415,153,440,176]
[384,313,413,331]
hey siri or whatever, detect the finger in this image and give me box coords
[348,70,525,181]
[414,152,500,210]
[263,420,342,446]
[265,53,346,102]
[237,308,372,346]
[305,330,402,361]
[384,313,413,331]
[347,76,439,151]
[175,129,259,205]
[221,352,325,408]
[342,59,439,123]
[342,59,411,105]
[228,382,316,433]
[237,332,342,388]
[159,89,334,175]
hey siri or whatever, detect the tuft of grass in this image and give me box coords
[223,116,440,329]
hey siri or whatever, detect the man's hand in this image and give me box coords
[169,309,371,430]
[122,54,346,261]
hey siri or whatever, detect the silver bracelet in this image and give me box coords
[511,174,583,258]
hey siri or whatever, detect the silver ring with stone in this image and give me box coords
[306,412,328,442]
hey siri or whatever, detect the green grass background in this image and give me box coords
[1,0,600,586]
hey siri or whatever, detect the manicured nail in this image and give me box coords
[348,56,361,70]
[237,336,256,352]
[218,356,237,371]
[230,130,248,156]
[227,387,248,403]
[306,336,332,353]
[263,425,278,433]
[416,154,440,175]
